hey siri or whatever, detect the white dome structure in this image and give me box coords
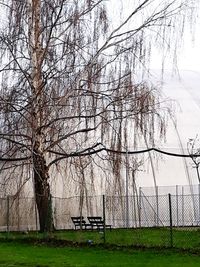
[135,70,200,189]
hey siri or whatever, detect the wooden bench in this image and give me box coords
[87,216,112,231]
[71,216,91,230]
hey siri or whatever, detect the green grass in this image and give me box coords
[1,227,200,250]
[0,241,200,267]
[44,227,200,249]
[53,228,171,247]
[0,229,200,266]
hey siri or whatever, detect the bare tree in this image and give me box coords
[187,136,200,183]
[0,0,197,231]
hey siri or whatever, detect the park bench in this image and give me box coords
[71,216,91,230]
[87,216,112,231]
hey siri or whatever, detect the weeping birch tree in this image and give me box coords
[0,0,197,231]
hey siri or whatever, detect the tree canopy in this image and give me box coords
[0,0,198,231]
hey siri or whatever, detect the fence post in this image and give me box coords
[156,186,159,226]
[168,193,173,247]
[103,194,106,244]
[176,185,179,226]
[138,187,142,228]
[17,196,20,231]
[182,186,184,226]
[125,148,129,228]
[47,193,53,232]
[35,197,38,231]
[6,195,10,234]
[198,184,200,225]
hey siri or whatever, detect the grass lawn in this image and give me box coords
[0,241,200,267]
[1,227,200,250]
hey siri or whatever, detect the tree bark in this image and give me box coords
[27,0,53,232]
[33,145,53,232]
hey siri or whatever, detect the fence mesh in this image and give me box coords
[1,185,200,249]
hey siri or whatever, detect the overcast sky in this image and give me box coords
[178,30,200,72]
[150,25,200,72]
[109,0,200,73]
[150,7,200,72]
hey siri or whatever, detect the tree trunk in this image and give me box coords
[33,146,53,232]
[27,0,53,233]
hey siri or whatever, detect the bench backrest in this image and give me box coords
[87,216,104,225]
[71,216,86,226]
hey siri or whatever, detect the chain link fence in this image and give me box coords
[1,185,200,249]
